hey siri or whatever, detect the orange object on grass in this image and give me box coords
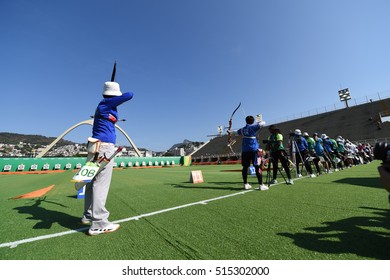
[12,185,55,199]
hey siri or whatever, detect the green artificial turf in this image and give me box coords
[0,162,389,260]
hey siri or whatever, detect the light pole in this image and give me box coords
[338,88,351,108]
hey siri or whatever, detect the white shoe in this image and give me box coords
[328,170,333,174]
[335,168,339,172]
[310,174,316,178]
[298,174,302,178]
[88,223,120,236]
[259,184,269,191]
[270,179,277,184]
[244,183,252,190]
[287,179,294,185]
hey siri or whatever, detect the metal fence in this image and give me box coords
[267,90,390,125]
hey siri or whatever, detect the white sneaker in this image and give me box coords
[298,174,302,178]
[88,223,120,236]
[310,174,316,178]
[244,183,252,190]
[259,184,269,191]
[328,170,333,174]
[287,179,294,185]
[335,168,339,172]
[270,179,277,184]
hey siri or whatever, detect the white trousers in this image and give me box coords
[83,143,115,228]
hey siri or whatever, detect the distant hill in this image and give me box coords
[0,132,74,146]
[168,139,204,150]
[163,139,205,155]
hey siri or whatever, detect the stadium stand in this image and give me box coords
[192,98,390,162]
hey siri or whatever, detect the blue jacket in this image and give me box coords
[92,92,133,144]
[314,138,324,156]
[323,138,333,153]
[237,123,261,152]
[294,136,308,152]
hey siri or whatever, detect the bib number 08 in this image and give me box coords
[79,166,97,178]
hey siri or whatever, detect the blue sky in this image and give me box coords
[1,0,389,151]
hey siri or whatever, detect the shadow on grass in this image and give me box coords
[14,197,82,231]
[334,177,383,189]
[278,206,390,259]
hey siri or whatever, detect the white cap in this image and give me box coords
[102,81,122,96]
[294,129,302,135]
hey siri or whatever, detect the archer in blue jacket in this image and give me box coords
[92,90,133,144]
[293,129,315,177]
[83,81,134,236]
[237,116,268,191]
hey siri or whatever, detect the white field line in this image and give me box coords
[0,188,257,249]
[0,178,301,249]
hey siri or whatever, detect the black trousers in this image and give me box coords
[241,151,263,184]
[270,150,291,180]
[295,149,313,174]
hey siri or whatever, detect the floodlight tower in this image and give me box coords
[338,88,351,108]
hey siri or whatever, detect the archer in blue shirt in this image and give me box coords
[83,81,134,236]
[236,116,267,190]
[92,91,133,144]
[293,129,315,177]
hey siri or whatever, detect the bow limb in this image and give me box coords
[111,61,117,82]
[227,102,241,151]
[227,118,233,144]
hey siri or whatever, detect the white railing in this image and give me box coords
[267,90,390,125]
